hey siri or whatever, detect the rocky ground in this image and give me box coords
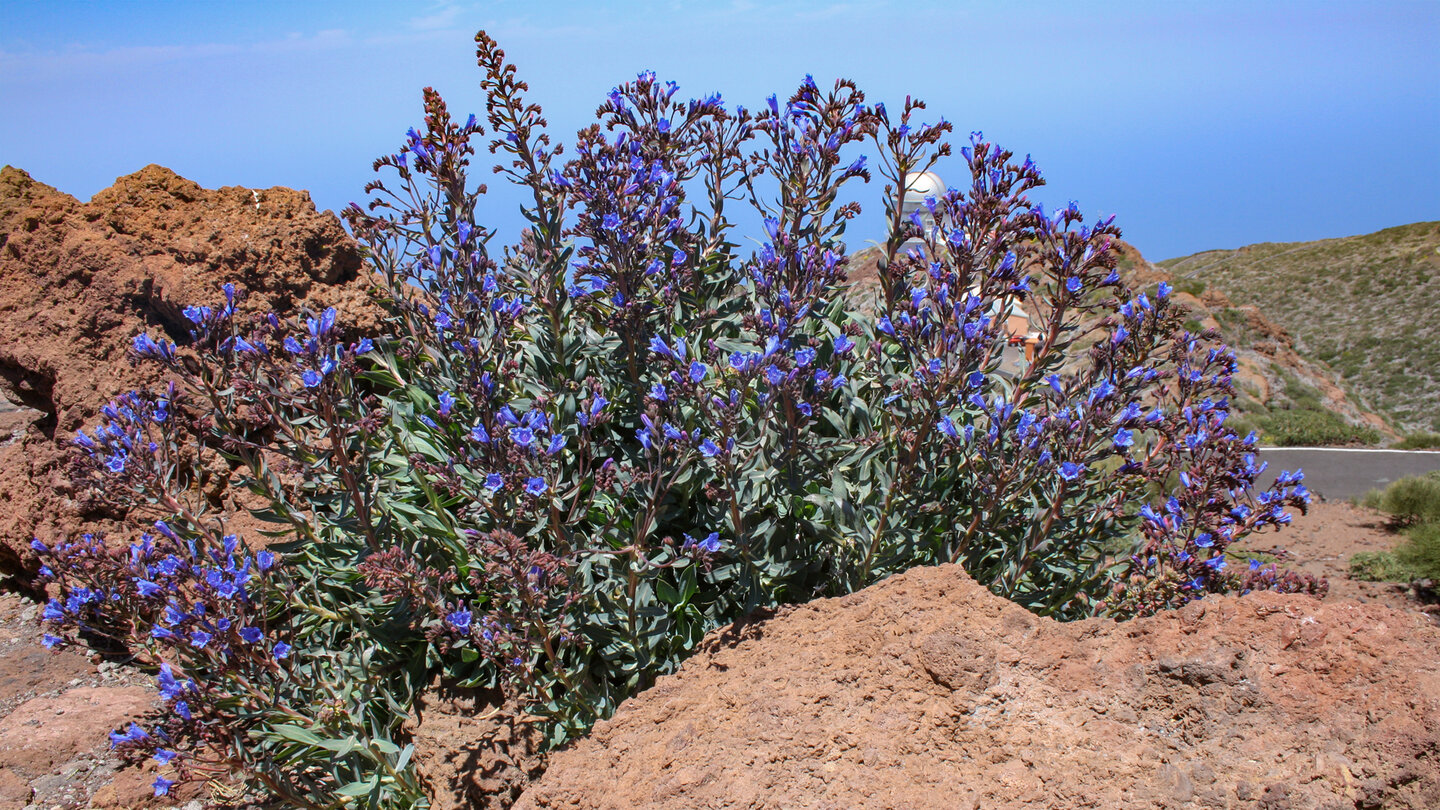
[0,496,1432,809]
[0,164,380,584]
[522,548,1439,810]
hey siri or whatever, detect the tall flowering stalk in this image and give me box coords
[33,30,1320,806]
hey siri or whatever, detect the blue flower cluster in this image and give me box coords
[72,387,173,485]
[34,527,294,796]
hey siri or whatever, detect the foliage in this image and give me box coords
[1348,550,1419,582]
[31,31,1318,806]
[1159,221,1440,434]
[1255,407,1382,447]
[1369,472,1440,527]
[1396,521,1440,581]
[1394,432,1440,450]
[1355,473,1440,586]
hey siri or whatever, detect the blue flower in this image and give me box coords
[355,338,375,354]
[650,383,668,402]
[256,550,276,571]
[152,776,175,797]
[525,477,547,496]
[1058,462,1085,482]
[967,371,986,388]
[877,316,895,336]
[689,361,708,382]
[1157,281,1172,299]
[546,435,567,455]
[182,305,212,326]
[699,438,721,458]
[447,610,473,631]
[174,701,192,720]
[437,391,456,416]
[134,578,162,598]
[765,365,785,386]
[1203,555,1226,571]
[484,473,503,491]
[153,749,178,765]
[42,600,64,623]
[470,424,491,444]
[636,428,653,450]
[301,369,323,388]
[685,532,721,554]
[239,626,264,644]
[189,630,212,648]
[795,347,816,368]
[833,335,854,354]
[1193,533,1214,549]
[41,633,63,648]
[648,335,676,359]
[1112,429,1135,448]
[284,336,304,354]
[510,426,535,447]
[1065,277,1082,294]
[273,642,292,660]
[937,416,960,440]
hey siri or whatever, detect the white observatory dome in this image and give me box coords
[901,171,946,225]
[903,170,946,205]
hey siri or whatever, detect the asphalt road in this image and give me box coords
[1255,448,1440,501]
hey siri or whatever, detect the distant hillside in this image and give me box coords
[846,240,1393,446]
[1161,222,1440,434]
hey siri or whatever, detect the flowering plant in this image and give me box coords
[32,31,1320,806]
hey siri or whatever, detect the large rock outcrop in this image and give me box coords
[519,564,1440,809]
[0,164,380,580]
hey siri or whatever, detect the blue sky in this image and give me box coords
[1,0,1436,260]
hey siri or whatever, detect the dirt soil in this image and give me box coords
[519,517,1440,809]
[0,588,199,810]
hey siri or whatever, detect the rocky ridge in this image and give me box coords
[0,164,380,582]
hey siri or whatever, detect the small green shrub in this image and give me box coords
[1349,550,1418,582]
[1396,522,1440,581]
[1394,432,1440,450]
[1257,408,1382,447]
[1173,278,1206,297]
[1375,472,1440,526]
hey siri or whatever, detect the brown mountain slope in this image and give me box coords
[1161,222,1440,434]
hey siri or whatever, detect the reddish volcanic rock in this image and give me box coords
[518,564,1440,810]
[0,164,380,581]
